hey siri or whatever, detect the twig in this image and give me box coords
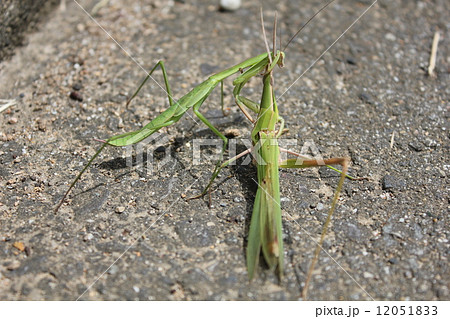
[390,130,395,149]
[428,30,440,77]
[0,99,16,113]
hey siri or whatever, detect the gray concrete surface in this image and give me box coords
[0,0,448,300]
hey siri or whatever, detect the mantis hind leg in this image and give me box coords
[220,81,232,117]
[56,61,176,212]
[279,153,350,299]
[192,99,232,197]
[126,60,175,107]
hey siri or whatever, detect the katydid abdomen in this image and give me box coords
[247,130,284,279]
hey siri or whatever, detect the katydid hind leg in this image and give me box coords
[279,147,359,180]
[188,148,252,200]
[279,152,349,299]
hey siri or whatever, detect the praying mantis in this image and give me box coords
[56,0,360,298]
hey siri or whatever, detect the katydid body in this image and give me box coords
[213,48,350,285]
[246,53,285,279]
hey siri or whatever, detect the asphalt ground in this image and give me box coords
[0,0,448,300]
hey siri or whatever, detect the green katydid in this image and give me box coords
[189,8,350,299]
[56,0,358,298]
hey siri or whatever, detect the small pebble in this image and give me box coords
[13,242,25,251]
[8,117,18,124]
[115,206,126,214]
[6,260,21,271]
[359,92,374,104]
[72,83,82,91]
[408,141,423,152]
[233,197,242,203]
[385,33,396,41]
[346,56,357,65]
[83,233,94,241]
[363,272,374,279]
[69,91,83,101]
[108,265,119,275]
[388,257,398,264]
[381,175,406,191]
[98,222,106,230]
[225,128,240,137]
[219,0,241,11]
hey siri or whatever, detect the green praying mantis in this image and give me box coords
[56,0,360,298]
